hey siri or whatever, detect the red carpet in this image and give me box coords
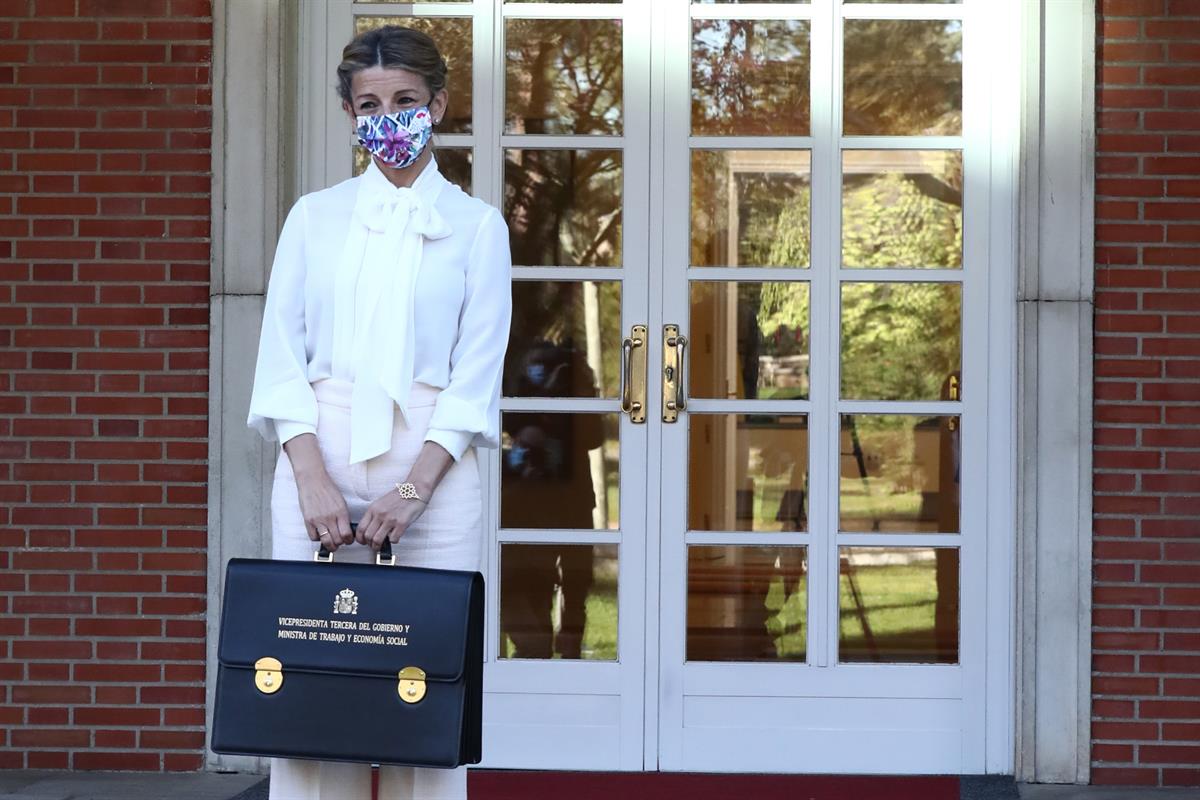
[468,771,960,800]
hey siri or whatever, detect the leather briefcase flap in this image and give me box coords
[217,557,478,684]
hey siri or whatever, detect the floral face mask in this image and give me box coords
[355,107,434,170]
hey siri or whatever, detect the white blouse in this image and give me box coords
[246,156,513,465]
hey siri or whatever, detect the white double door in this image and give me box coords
[471,0,1013,775]
[329,0,1011,775]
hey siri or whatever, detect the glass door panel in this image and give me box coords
[504,18,624,135]
[841,150,963,270]
[688,281,811,400]
[499,543,619,660]
[838,414,960,534]
[690,150,812,269]
[486,0,651,771]
[842,18,962,136]
[503,149,623,267]
[500,411,620,530]
[507,280,623,399]
[687,545,809,662]
[657,0,985,774]
[691,18,812,135]
[688,413,809,532]
[837,546,959,664]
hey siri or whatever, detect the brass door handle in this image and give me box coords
[621,325,647,424]
[663,325,688,423]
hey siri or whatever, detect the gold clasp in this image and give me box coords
[397,666,426,704]
[948,374,960,401]
[255,657,283,694]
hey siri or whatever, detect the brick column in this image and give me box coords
[1,0,213,772]
[1093,0,1200,788]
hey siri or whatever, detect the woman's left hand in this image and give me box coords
[356,491,428,551]
[358,441,455,551]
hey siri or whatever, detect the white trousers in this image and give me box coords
[268,379,481,800]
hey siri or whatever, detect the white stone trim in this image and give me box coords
[1015,0,1096,785]
[206,0,298,774]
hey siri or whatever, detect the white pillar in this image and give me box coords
[206,0,296,774]
[1015,0,1096,785]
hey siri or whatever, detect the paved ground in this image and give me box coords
[0,771,1195,800]
[1019,785,1199,799]
[0,770,262,800]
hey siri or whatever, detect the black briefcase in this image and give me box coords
[211,539,483,768]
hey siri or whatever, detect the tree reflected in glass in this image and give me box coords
[690,282,810,401]
[840,282,962,402]
[843,19,962,136]
[691,150,811,268]
[504,149,622,267]
[843,150,963,269]
[505,18,623,135]
[692,19,811,136]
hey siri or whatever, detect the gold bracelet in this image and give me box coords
[395,482,425,502]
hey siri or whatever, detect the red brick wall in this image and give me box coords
[1093,0,1200,788]
[0,0,212,772]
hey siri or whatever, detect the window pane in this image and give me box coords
[691,150,811,269]
[688,546,808,662]
[505,18,622,135]
[354,16,473,134]
[840,282,961,401]
[504,149,622,267]
[842,150,962,269]
[500,544,618,661]
[692,19,810,136]
[353,147,472,195]
[689,414,809,532]
[839,547,959,664]
[690,282,809,400]
[843,19,962,136]
[839,415,960,534]
[506,281,621,400]
[435,148,473,194]
[501,412,619,530]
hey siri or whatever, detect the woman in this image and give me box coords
[246,25,511,800]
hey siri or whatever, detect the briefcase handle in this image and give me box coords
[314,524,396,567]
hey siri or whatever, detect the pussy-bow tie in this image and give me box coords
[340,173,452,465]
[353,183,451,239]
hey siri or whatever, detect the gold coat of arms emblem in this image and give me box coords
[333,588,358,615]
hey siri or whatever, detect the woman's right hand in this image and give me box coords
[283,433,353,551]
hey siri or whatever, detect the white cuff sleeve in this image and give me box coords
[423,428,475,462]
[274,420,317,447]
